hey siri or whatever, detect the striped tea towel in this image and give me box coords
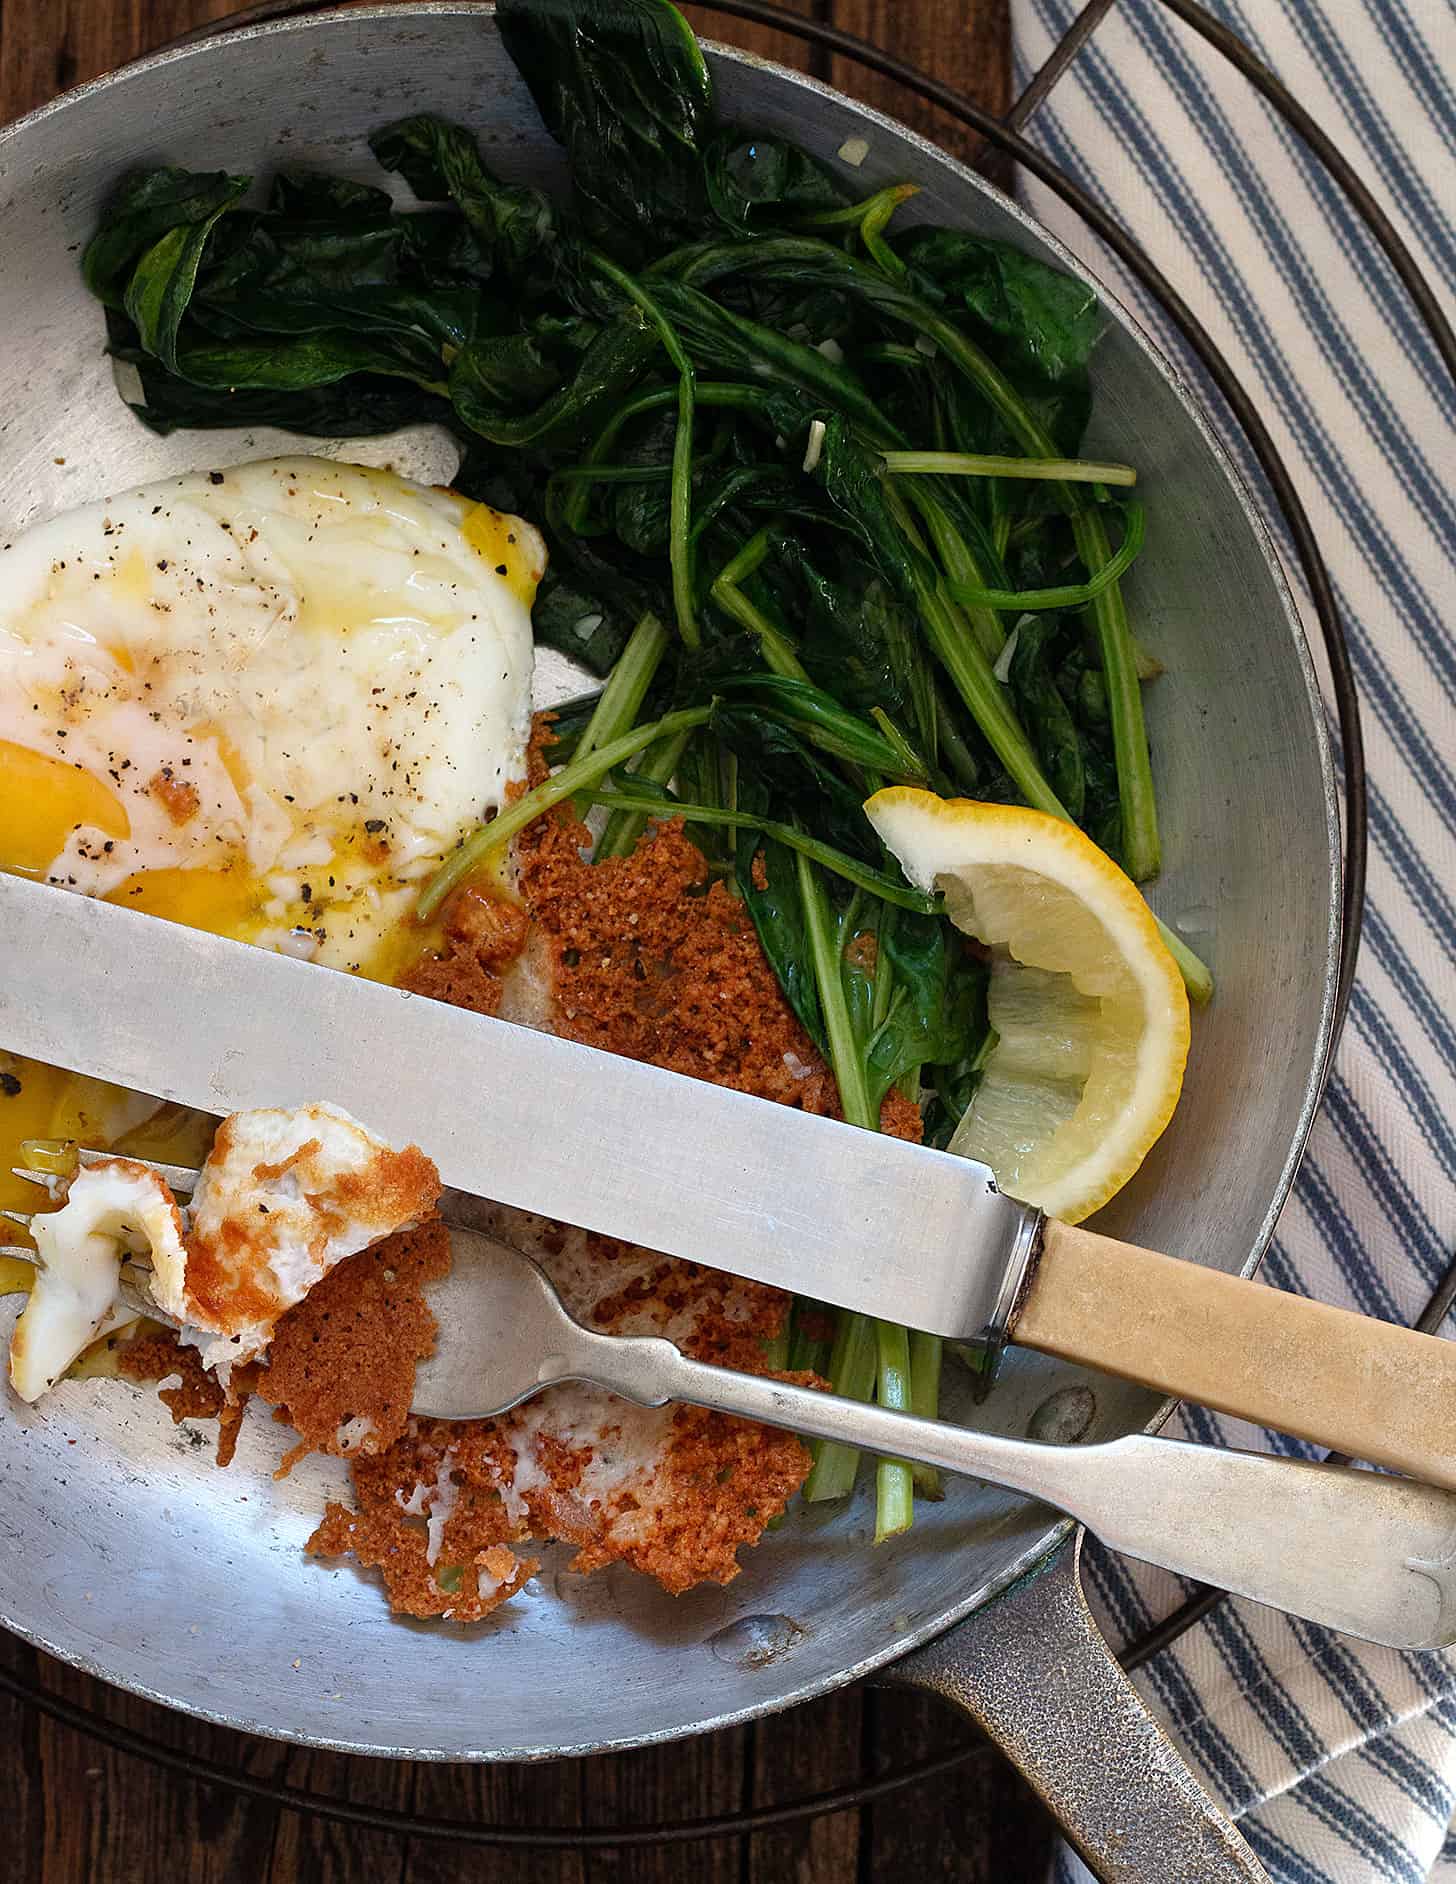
[998,0,1456,1877]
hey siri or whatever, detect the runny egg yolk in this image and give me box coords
[0,741,130,879]
[0,458,544,1261]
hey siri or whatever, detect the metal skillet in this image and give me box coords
[0,9,1342,1877]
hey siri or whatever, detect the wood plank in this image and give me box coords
[0,0,244,124]
[263,1747,415,1884]
[17,1647,289,1884]
[862,1687,1056,1880]
[828,0,1012,164]
[745,1687,864,1884]
[583,1729,747,1884]
[406,1757,586,1884]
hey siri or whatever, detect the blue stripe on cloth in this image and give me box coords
[1276,0,1456,291]
[1346,985,1456,1184]
[1285,1621,1456,1824]
[1127,0,1456,438]
[1285,1151,1403,1319]
[1215,0,1456,420]
[1360,0,1456,152]
[1368,784,1456,970]
[1318,1077,1452,1290]
[1361,900,1456,1079]
[1203,1605,1420,1880]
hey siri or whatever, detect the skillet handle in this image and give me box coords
[883,1531,1268,1884]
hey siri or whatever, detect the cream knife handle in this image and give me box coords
[1017,1221,1456,1487]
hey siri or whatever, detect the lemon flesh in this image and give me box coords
[866,789,1191,1223]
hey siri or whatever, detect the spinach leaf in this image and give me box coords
[531,569,654,674]
[83,167,250,308]
[864,914,989,1114]
[497,0,714,251]
[816,416,936,615]
[111,350,446,439]
[164,328,448,392]
[268,170,397,221]
[370,115,557,273]
[710,701,875,861]
[733,825,826,1052]
[450,313,656,445]
[713,672,923,779]
[703,131,845,230]
[1005,614,1087,824]
[901,231,1101,384]
[607,408,676,554]
[120,178,250,371]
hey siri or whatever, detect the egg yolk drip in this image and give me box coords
[0,460,543,1274]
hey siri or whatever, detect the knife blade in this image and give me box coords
[0,873,1040,1343]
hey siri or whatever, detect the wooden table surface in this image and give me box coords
[0,3,1054,1878]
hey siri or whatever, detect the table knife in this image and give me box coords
[3,872,1454,1491]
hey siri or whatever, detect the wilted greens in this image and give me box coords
[82,0,1202,1542]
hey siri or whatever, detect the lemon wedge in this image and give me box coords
[866,788,1190,1223]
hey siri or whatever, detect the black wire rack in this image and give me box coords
[6,0,1456,1851]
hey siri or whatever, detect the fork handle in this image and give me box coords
[560,1330,1456,1650]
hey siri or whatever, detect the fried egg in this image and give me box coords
[0,456,543,975]
[7,1106,440,1399]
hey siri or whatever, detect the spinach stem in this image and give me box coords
[550,462,673,485]
[673,238,1160,874]
[575,612,668,764]
[868,709,923,783]
[903,484,1005,663]
[564,382,769,533]
[594,727,693,861]
[1074,507,1160,878]
[859,191,909,281]
[710,531,809,679]
[1156,922,1215,1007]
[801,1310,876,1502]
[417,707,710,919]
[786,1305,832,1378]
[889,497,1068,819]
[883,450,1137,487]
[760,1321,791,1372]
[582,790,938,910]
[795,854,919,1537]
[796,850,876,1131]
[933,690,984,793]
[895,302,1160,878]
[908,1330,944,1499]
[588,250,700,648]
[873,1320,915,1542]
[795,181,919,231]
[888,500,1207,993]
[949,503,1146,613]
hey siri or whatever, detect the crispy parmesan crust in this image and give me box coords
[257,1220,452,1475]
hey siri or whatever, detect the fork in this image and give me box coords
[8,1149,1456,1651]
